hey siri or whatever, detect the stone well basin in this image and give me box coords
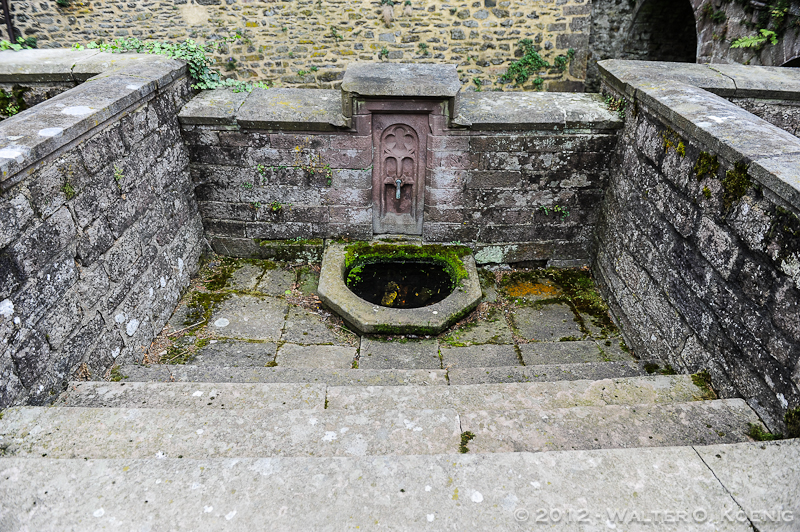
[317,242,482,335]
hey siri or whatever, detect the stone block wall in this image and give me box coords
[728,98,800,138]
[0,52,205,407]
[180,87,621,265]
[10,0,590,92]
[425,130,616,263]
[185,126,376,251]
[597,61,800,431]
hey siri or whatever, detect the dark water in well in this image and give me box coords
[346,261,454,308]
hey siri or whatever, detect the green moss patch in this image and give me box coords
[644,362,676,375]
[109,366,128,382]
[661,127,685,157]
[747,423,783,441]
[184,291,231,325]
[204,257,238,291]
[786,407,800,439]
[344,242,472,285]
[721,161,751,210]
[694,152,719,181]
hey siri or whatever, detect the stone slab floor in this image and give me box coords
[2,252,797,530]
[130,255,645,382]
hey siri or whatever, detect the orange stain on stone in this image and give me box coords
[505,279,562,299]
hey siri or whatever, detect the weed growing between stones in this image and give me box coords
[701,3,727,23]
[604,96,627,119]
[0,37,37,50]
[499,39,548,88]
[747,423,782,441]
[0,85,29,119]
[459,431,476,453]
[691,370,717,400]
[644,362,676,375]
[62,181,76,200]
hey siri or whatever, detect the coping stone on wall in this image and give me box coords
[707,63,800,101]
[598,59,800,101]
[76,53,188,88]
[341,63,461,98]
[235,88,347,131]
[0,49,101,82]
[455,92,623,131]
[599,59,800,211]
[0,50,188,189]
[178,88,249,126]
[340,63,461,119]
[598,60,737,100]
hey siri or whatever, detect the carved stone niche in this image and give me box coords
[372,113,428,234]
[340,63,462,236]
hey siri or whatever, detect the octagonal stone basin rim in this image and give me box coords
[317,242,482,335]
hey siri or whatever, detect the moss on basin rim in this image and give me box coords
[318,242,482,335]
[343,242,472,285]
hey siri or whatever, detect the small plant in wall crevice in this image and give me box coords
[381,0,395,25]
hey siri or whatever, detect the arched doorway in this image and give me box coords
[782,56,800,67]
[622,0,697,62]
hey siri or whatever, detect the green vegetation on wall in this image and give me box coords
[73,36,269,92]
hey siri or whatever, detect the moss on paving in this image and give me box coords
[501,268,618,337]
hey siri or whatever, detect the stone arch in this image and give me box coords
[782,56,800,67]
[622,0,698,63]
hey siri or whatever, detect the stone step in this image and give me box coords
[326,374,709,411]
[447,361,648,384]
[461,399,761,453]
[56,382,326,410]
[0,406,460,459]
[4,441,797,530]
[115,364,447,386]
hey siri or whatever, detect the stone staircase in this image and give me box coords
[1,262,796,530]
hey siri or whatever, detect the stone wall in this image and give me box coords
[728,97,800,138]
[0,50,205,407]
[597,60,800,432]
[179,84,621,265]
[9,0,590,92]
[0,82,76,119]
[587,0,800,92]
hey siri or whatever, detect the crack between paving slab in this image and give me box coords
[692,445,759,532]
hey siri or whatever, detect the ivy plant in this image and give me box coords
[499,40,574,89]
[0,37,37,50]
[73,36,268,92]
